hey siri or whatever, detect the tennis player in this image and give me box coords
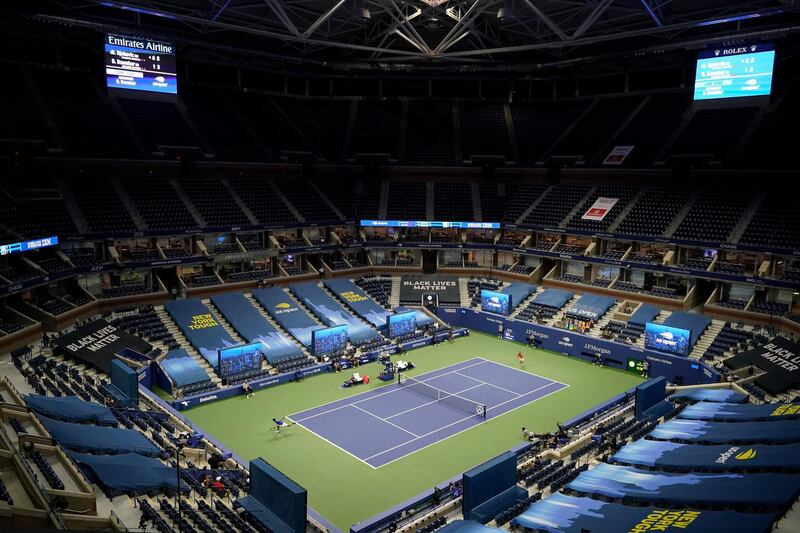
[273,416,294,432]
[517,350,525,365]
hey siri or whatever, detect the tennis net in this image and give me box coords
[398,373,487,419]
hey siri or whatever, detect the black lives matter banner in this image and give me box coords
[725,336,800,394]
[54,319,152,373]
[400,275,460,304]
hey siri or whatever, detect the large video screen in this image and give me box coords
[480,289,512,316]
[0,235,58,256]
[105,34,178,94]
[387,311,417,338]
[218,342,263,378]
[312,325,348,355]
[694,43,774,101]
[644,323,691,356]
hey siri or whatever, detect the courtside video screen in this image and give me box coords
[644,323,691,356]
[694,43,774,100]
[312,325,348,355]
[218,342,263,378]
[387,311,417,338]
[105,34,178,94]
[480,290,512,316]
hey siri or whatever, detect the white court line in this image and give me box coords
[370,381,570,468]
[364,379,567,462]
[292,355,572,468]
[385,382,487,421]
[476,357,570,389]
[290,419,381,470]
[290,358,487,423]
[352,404,420,438]
[454,371,522,398]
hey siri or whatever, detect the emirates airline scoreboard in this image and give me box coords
[104,34,178,94]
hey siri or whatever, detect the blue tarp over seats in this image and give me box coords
[394,306,433,327]
[565,294,616,321]
[252,287,322,347]
[38,414,162,456]
[164,299,238,367]
[211,293,302,363]
[25,394,117,425]
[499,283,536,312]
[512,492,777,533]
[671,388,747,404]
[648,418,800,444]
[629,303,660,325]
[663,311,711,348]
[533,288,573,309]
[611,439,800,471]
[566,462,800,509]
[290,283,377,343]
[159,349,210,388]
[438,520,502,533]
[324,278,391,328]
[678,401,800,422]
[69,452,189,494]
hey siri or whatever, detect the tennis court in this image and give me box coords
[289,357,568,467]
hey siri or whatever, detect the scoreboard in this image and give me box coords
[694,43,774,101]
[360,220,500,229]
[0,236,58,256]
[626,358,646,375]
[105,34,178,94]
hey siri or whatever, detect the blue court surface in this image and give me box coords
[289,358,568,468]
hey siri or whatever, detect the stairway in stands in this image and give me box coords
[690,319,725,359]
[510,287,542,318]
[588,302,619,337]
[458,278,471,307]
[244,293,313,358]
[284,288,326,326]
[205,298,278,374]
[154,306,220,385]
[201,299,245,344]
[319,282,379,332]
[390,277,401,307]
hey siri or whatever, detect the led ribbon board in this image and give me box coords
[0,236,58,256]
[360,220,500,229]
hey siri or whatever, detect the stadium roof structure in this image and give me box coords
[21,0,800,70]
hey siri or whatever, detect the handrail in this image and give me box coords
[110,509,130,532]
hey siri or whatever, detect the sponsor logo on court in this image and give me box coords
[274,302,299,314]
[716,446,743,464]
[735,448,757,460]
[585,343,611,355]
